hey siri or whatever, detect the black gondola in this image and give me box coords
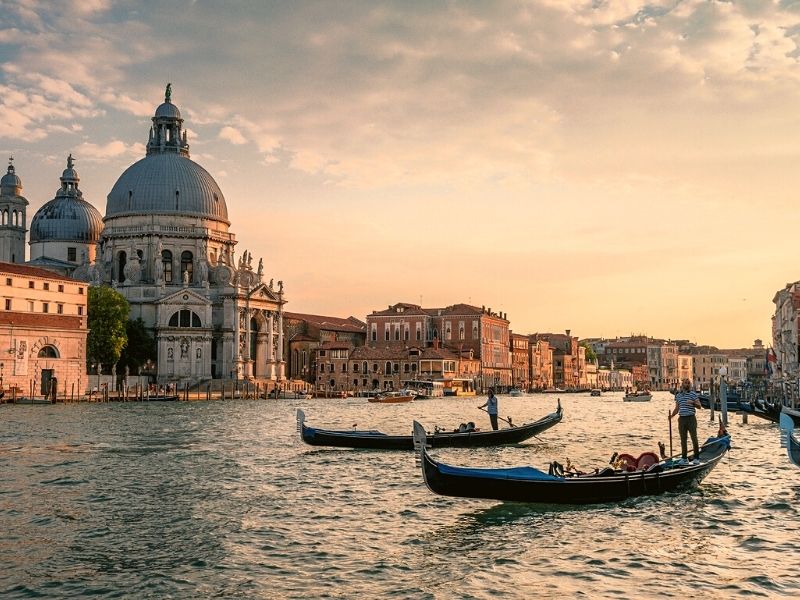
[739,399,781,423]
[412,421,731,504]
[779,407,800,469]
[296,402,562,450]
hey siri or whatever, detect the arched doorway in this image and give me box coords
[249,317,259,377]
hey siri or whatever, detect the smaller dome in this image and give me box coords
[1,162,22,192]
[155,101,181,119]
[30,197,103,243]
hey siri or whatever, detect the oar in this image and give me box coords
[668,409,673,456]
[478,406,513,427]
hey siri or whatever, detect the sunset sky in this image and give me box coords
[2,0,798,348]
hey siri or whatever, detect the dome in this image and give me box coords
[1,168,21,190]
[30,196,104,243]
[155,101,181,120]
[105,153,229,223]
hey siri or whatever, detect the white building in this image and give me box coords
[13,85,288,386]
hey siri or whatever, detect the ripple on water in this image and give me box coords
[1,395,800,598]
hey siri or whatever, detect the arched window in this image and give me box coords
[385,361,391,374]
[12,210,17,226]
[37,345,59,358]
[1,210,6,225]
[394,327,400,341]
[168,309,202,328]
[162,250,173,283]
[181,251,193,283]
[249,317,258,360]
[118,251,127,283]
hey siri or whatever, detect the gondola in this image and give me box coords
[296,401,562,450]
[739,399,781,423]
[779,407,800,469]
[412,421,731,504]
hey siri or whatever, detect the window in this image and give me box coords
[181,251,193,283]
[58,284,63,292]
[393,363,399,373]
[371,324,377,342]
[341,364,347,373]
[162,250,173,283]
[43,282,49,291]
[385,361,391,373]
[37,345,59,358]
[404,364,410,373]
[353,363,359,373]
[67,247,76,262]
[404,325,409,341]
[3,299,9,310]
[78,306,83,315]
[372,363,378,372]
[28,281,34,289]
[416,323,422,341]
[57,304,63,314]
[394,327,400,341]
[168,309,202,328]
[118,251,126,283]
[78,287,84,295]
[5,278,11,286]
[42,303,49,313]
[384,324,390,341]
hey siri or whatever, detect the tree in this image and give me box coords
[580,342,597,363]
[87,286,129,371]
[118,318,156,375]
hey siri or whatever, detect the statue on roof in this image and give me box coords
[165,83,172,102]
[67,154,74,170]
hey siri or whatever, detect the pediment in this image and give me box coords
[248,283,280,302]
[156,288,211,308]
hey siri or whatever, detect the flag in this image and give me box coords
[766,347,777,375]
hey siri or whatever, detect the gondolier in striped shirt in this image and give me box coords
[478,388,499,430]
[670,378,703,464]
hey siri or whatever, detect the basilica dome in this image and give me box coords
[105,153,228,223]
[30,155,103,243]
[104,84,229,225]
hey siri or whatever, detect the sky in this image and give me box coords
[1,0,798,349]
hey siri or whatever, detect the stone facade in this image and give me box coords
[0,160,27,264]
[0,262,87,396]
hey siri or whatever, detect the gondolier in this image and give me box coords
[478,388,499,431]
[670,378,702,465]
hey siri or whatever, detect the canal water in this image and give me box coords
[1,392,798,599]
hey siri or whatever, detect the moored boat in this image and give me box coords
[589,389,602,397]
[623,390,652,402]
[508,388,524,397]
[297,401,563,450]
[368,391,415,403]
[779,407,800,469]
[739,399,781,423]
[412,421,731,504]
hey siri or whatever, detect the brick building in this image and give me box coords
[0,262,88,397]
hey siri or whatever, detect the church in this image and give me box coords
[1,85,287,386]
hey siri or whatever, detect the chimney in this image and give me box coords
[566,329,571,337]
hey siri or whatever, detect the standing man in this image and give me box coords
[478,388,499,431]
[670,378,702,464]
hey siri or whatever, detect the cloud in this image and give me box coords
[219,126,248,145]
[73,140,142,162]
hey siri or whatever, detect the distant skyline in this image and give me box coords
[2,0,797,348]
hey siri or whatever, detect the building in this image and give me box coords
[0,262,88,396]
[0,160,27,264]
[10,86,288,385]
[773,282,800,381]
[284,312,367,384]
[509,332,529,390]
[364,302,511,392]
[528,337,553,390]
